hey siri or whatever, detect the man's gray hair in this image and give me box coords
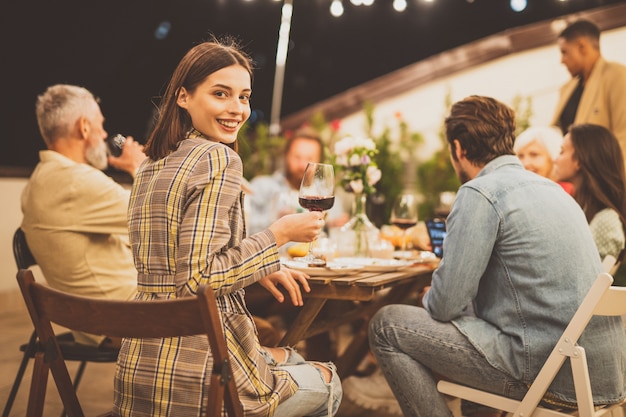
[36,84,99,146]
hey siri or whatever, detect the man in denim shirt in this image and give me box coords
[369,95,626,417]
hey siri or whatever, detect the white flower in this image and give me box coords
[366,166,382,186]
[334,136,375,156]
[333,134,381,195]
[335,155,349,166]
[349,179,364,194]
[334,137,353,156]
[357,137,376,150]
[349,153,362,166]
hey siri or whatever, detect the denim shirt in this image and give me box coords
[423,155,626,404]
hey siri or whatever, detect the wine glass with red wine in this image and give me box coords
[298,162,335,265]
[390,192,418,258]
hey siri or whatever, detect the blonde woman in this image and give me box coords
[514,125,573,194]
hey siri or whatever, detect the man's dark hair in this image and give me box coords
[444,95,516,166]
[559,19,600,44]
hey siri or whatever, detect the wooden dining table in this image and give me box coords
[278,261,438,377]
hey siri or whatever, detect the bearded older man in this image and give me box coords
[20,84,146,346]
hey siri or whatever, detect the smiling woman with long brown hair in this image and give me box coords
[113,37,342,417]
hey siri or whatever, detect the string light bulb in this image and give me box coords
[510,0,527,12]
[393,0,407,12]
[330,0,344,17]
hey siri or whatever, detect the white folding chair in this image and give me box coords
[438,272,626,417]
[602,255,618,274]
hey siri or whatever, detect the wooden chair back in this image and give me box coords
[5,228,119,417]
[17,268,243,417]
[438,272,626,417]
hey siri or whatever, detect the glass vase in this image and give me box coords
[340,192,378,257]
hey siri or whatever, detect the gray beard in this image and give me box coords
[85,141,108,171]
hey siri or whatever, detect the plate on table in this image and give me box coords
[414,251,439,263]
[282,259,364,276]
[333,257,414,272]
[393,250,439,263]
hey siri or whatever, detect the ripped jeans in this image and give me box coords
[261,348,343,417]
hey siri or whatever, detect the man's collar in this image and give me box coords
[475,155,523,178]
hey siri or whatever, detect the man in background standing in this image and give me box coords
[551,19,626,168]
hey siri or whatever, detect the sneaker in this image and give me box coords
[340,369,403,416]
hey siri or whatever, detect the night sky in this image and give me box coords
[1,0,622,168]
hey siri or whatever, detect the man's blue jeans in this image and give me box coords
[369,304,529,417]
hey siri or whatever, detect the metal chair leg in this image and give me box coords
[3,330,89,417]
[2,330,38,417]
[72,361,88,390]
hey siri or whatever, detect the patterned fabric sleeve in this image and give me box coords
[590,208,626,261]
[121,137,298,417]
[181,143,281,297]
[129,138,281,298]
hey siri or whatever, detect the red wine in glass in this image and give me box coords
[298,162,336,265]
[299,196,335,212]
[392,219,417,230]
[391,192,419,257]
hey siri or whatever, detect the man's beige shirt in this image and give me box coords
[21,150,137,345]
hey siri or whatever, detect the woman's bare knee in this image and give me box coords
[312,362,332,383]
[265,346,288,363]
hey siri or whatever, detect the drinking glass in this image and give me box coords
[390,192,419,257]
[297,162,335,265]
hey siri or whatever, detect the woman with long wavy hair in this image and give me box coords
[555,123,626,278]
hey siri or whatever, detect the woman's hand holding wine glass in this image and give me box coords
[269,212,325,247]
[297,162,336,266]
[391,192,419,259]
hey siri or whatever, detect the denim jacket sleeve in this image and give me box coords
[423,184,500,321]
